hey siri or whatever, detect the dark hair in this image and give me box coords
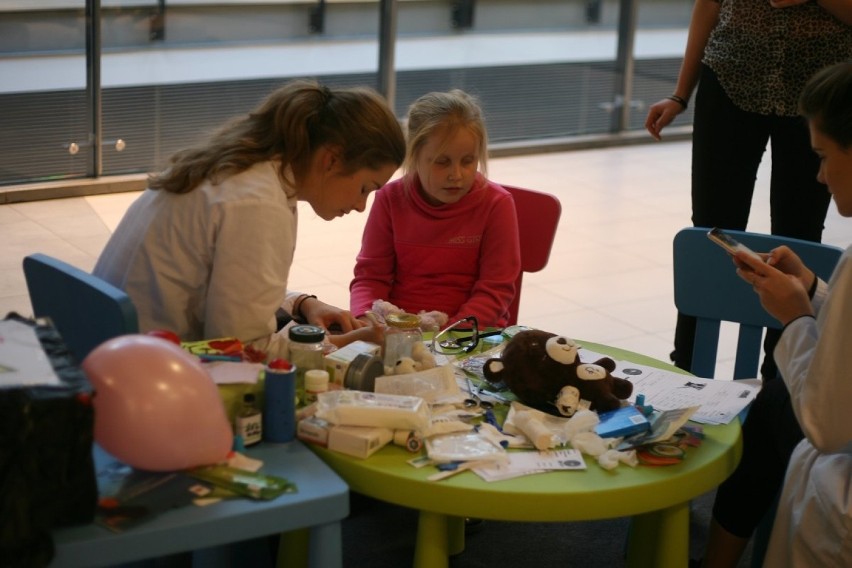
[150,80,405,193]
[799,61,852,150]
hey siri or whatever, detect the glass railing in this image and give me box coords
[0,0,693,187]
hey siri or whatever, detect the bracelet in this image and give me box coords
[807,273,819,299]
[293,294,317,322]
[666,94,688,110]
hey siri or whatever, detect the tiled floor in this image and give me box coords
[4,140,850,377]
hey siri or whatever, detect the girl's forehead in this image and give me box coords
[426,124,478,150]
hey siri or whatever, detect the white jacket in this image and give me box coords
[766,247,852,567]
[94,161,304,359]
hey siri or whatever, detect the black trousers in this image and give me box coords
[712,377,803,537]
[672,65,831,376]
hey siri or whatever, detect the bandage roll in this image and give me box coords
[513,410,557,450]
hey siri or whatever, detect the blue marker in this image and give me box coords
[199,354,243,362]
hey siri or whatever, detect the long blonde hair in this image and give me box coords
[403,89,489,178]
[149,80,405,193]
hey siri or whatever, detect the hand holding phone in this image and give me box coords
[707,228,764,263]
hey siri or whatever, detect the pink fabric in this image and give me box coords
[350,173,521,327]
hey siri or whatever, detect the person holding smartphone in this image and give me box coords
[699,61,852,568]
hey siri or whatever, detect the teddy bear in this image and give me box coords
[482,329,633,416]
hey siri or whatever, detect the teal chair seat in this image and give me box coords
[23,253,139,363]
[673,227,843,380]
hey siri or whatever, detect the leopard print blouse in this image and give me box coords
[704,0,852,116]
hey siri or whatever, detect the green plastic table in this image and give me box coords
[309,339,743,568]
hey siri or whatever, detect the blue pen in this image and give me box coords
[483,408,502,431]
[199,354,243,362]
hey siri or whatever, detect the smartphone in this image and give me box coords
[707,227,763,262]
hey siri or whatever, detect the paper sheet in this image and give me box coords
[203,361,264,384]
[580,348,759,425]
[472,448,587,482]
[0,319,62,387]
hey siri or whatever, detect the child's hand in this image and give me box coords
[765,246,817,293]
[735,252,814,325]
[329,322,386,349]
[730,250,770,273]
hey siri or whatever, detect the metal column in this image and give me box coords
[611,0,637,133]
[377,0,398,109]
[85,0,102,177]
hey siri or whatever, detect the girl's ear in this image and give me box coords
[321,144,344,172]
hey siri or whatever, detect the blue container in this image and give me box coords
[263,364,297,443]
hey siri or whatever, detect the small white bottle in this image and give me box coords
[235,392,263,447]
[304,369,330,404]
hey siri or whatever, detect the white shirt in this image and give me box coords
[766,247,852,567]
[93,161,304,359]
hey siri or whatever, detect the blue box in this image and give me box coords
[594,405,651,438]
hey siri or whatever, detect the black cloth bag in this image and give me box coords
[0,313,97,568]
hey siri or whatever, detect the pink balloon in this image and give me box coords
[83,335,233,472]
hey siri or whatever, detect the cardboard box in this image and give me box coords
[327,425,393,459]
[297,416,331,447]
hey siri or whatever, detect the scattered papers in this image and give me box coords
[0,319,62,387]
[472,449,586,482]
[580,348,759,424]
[203,361,264,385]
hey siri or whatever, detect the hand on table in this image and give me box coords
[300,297,367,333]
[328,320,386,350]
[734,250,815,326]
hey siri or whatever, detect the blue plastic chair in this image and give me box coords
[23,253,139,363]
[673,227,843,381]
[673,227,843,567]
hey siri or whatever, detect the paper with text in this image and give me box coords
[472,448,586,482]
[581,348,759,425]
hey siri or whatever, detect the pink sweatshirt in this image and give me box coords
[350,173,521,327]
